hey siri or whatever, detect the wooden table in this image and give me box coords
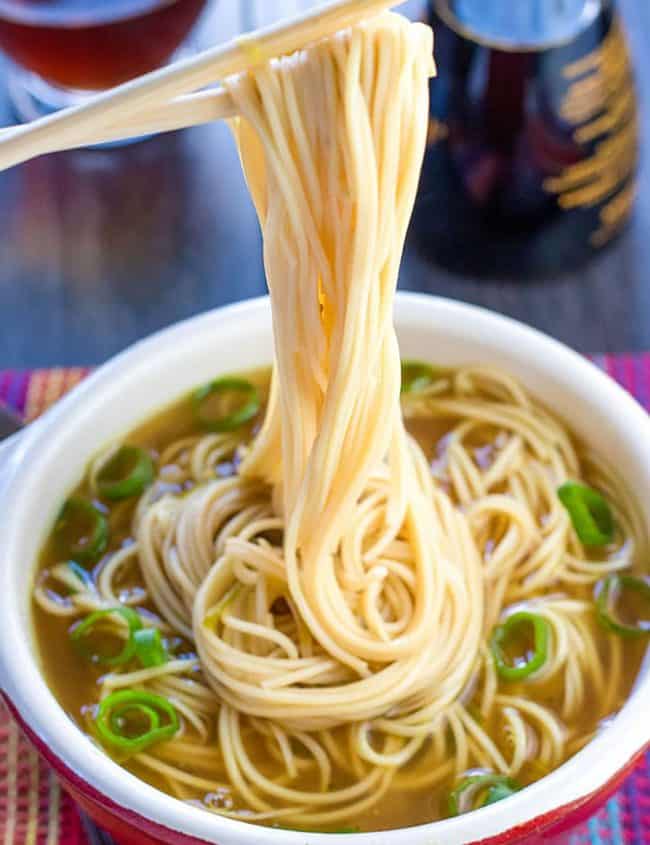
[0,0,649,368]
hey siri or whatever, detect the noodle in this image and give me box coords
[32,10,647,832]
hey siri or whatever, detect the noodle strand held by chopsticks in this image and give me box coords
[187,13,480,818]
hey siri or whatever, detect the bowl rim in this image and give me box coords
[0,292,649,845]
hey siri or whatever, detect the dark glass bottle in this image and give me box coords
[413,0,638,278]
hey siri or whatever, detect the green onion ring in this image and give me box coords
[95,690,179,754]
[596,574,650,638]
[70,607,142,666]
[192,377,260,432]
[133,627,169,667]
[97,445,155,500]
[557,482,614,546]
[109,702,160,734]
[489,611,550,681]
[54,497,109,562]
[448,774,520,816]
[400,360,438,393]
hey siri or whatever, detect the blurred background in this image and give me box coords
[0,0,647,366]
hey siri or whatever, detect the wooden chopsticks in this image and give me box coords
[0,88,237,154]
[0,0,394,171]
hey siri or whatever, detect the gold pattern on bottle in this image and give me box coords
[591,180,636,247]
[544,20,638,247]
[574,85,635,144]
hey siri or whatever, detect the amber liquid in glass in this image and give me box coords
[0,0,208,90]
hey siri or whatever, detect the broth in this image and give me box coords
[31,366,648,833]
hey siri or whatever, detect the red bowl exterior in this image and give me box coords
[3,694,648,845]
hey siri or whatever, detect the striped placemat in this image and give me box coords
[1,363,649,845]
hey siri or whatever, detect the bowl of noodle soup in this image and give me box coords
[0,292,649,845]
[1,9,649,843]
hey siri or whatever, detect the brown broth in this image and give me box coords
[31,367,648,833]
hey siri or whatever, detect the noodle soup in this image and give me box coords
[32,363,649,833]
[26,8,650,836]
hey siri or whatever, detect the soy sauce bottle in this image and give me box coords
[413,0,638,278]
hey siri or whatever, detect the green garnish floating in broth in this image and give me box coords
[400,360,438,393]
[54,497,109,562]
[97,445,155,500]
[489,611,550,681]
[71,608,169,669]
[133,627,169,667]
[596,574,650,638]
[557,482,614,546]
[448,774,520,816]
[95,690,179,755]
[70,607,142,667]
[193,377,260,432]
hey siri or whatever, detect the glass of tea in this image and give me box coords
[0,0,209,123]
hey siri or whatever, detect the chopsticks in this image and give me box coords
[0,88,237,155]
[0,0,394,171]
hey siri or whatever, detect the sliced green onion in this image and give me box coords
[54,497,109,562]
[97,446,155,500]
[596,574,650,638]
[193,378,260,432]
[95,690,179,754]
[489,611,550,681]
[70,607,142,666]
[204,583,242,629]
[133,627,169,667]
[400,360,438,393]
[482,781,518,805]
[448,774,520,816]
[557,482,614,546]
[110,702,160,734]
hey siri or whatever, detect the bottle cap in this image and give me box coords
[435,0,601,50]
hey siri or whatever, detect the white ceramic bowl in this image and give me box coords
[0,293,648,845]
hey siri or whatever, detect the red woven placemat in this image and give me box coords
[1,362,649,844]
